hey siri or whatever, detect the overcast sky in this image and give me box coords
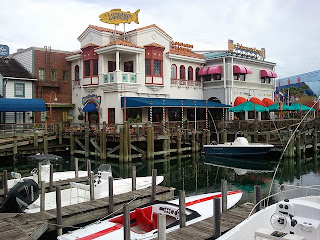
[1,0,319,79]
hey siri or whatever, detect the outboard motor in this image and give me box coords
[0,179,39,213]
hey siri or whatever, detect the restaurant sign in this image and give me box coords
[171,41,193,53]
[0,44,9,57]
[82,94,101,105]
[228,39,265,60]
[99,9,140,25]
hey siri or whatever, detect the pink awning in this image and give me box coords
[261,70,277,78]
[244,67,252,74]
[233,65,247,74]
[198,67,209,76]
[208,65,222,74]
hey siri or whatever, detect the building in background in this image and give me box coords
[11,47,74,124]
[0,58,46,124]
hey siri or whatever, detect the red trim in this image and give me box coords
[185,191,242,207]
[76,224,122,240]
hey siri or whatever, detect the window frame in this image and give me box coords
[187,66,193,80]
[75,65,80,81]
[39,68,45,81]
[14,83,25,97]
[93,59,98,76]
[62,70,68,81]
[84,60,91,77]
[51,69,57,81]
[180,65,186,80]
[153,60,161,76]
[108,61,116,72]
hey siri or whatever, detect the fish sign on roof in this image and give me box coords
[0,44,9,57]
[99,9,140,26]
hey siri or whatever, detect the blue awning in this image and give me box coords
[0,98,46,112]
[83,102,98,112]
[121,97,231,108]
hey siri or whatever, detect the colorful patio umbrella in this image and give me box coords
[288,103,315,111]
[249,97,264,106]
[234,96,247,106]
[262,98,274,107]
[267,102,291,112]
[228,101,269,112]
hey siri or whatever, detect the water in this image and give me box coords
[1,151,320,205]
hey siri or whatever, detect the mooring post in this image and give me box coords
[85,122,89,158]
[119,126,124,162]
[192,129,196,153]
[87,159,91,184]
[74,157,79,178]
[123,203,130,240]
[179,190,186,228]
[100,121,107,160]
[222,129,227,143]
[202,130,206,148]
[207,130,211,145]
[109,176,114,215]
[127,122,132,162]
[296,130,301,158]
[177,126,182,155]
[40,181,46,211]
[3,170,8,197]
[266,132,270,144]
[59,121,63,145]
[147,123,155,160]
[152,169,157,201]
[34,132,38,147]
[313,128,318,153]
[213,197,221,238]
[254,185,262,212]
[221,179,228,213]
[49,164,54,192]
[132,165,136,191]
[158,213,166,240]
[254,130,258,143]
[163,130,168,157]
[90,172,94,201]
[38,162,42,185]
[43,132,48,155]
[123,122,129,162]
[13,135,18,161]
[70,124,74,156]
[56,186,62,236]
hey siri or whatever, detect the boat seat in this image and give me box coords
[135,208,154,232]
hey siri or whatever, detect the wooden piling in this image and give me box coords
[43,133,48,155]
[132,166,136,191]
[222,129,227,143]
[49,164,53,192]
[40,181,45,211]
[207,130,211,145]
[70,124,74,156]
[90,172,94,201]
[119,127,124,162]
[296,131,301,158]
[202,131,206,148]
[34,132,38,147]
[123,203,130,240]
[152,169,157,201]
[313,128,317,153]
[74,157,79,178]
[38,162,42,185]
[179,190,186,228]
[221,179,228,213]
[3,170,8,197]
[13,135,18,161]
[192,129,196,153]
[85,122,89,158]
[177,126,182,155]
[56,186,62,236]
[158,214,166,240]
[254,130,258,143]
[254,185,262,212]
[109,176,114,215]
[100,122,107,160]
[123,122,129,162]
[59,121,63,145]
[147,123,154,160]
[213,197,221,238]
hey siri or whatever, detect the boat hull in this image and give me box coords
[203,145,273,158]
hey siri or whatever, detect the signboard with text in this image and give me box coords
[0,45,9,57]
[228,39,265,60]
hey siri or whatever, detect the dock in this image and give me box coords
[158,202,253,240]
[0,186,174,240]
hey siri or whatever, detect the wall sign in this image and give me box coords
[171,41,193,53]
[99,9,140,25]
[82,94,101,105]
[0,44,9,57]
[228,39,265,60]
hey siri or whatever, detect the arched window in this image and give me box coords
[195,67,200,81]
[171,64,177,79]
[188,66,193,80]
[75,65,80,80]
[180,65,185,80]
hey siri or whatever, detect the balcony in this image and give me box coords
[170,78,202,88]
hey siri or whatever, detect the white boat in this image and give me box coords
[217,186,320,240]
[204,137,274,158]
[58,190,243,240]
[25,164,164,213]
[7,155,88,189]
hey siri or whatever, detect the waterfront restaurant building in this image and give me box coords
[67,24,277,126]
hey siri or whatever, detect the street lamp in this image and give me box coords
[49,91,58,129]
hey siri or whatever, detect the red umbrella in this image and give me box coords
[262,98,274,107]
[234,96,247,106]
[249,97,263,106]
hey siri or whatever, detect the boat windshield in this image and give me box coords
[97,164,112,173]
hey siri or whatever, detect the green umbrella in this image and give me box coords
[228,101,269,112]
[288,103,315,111]
[267,103,291,112]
